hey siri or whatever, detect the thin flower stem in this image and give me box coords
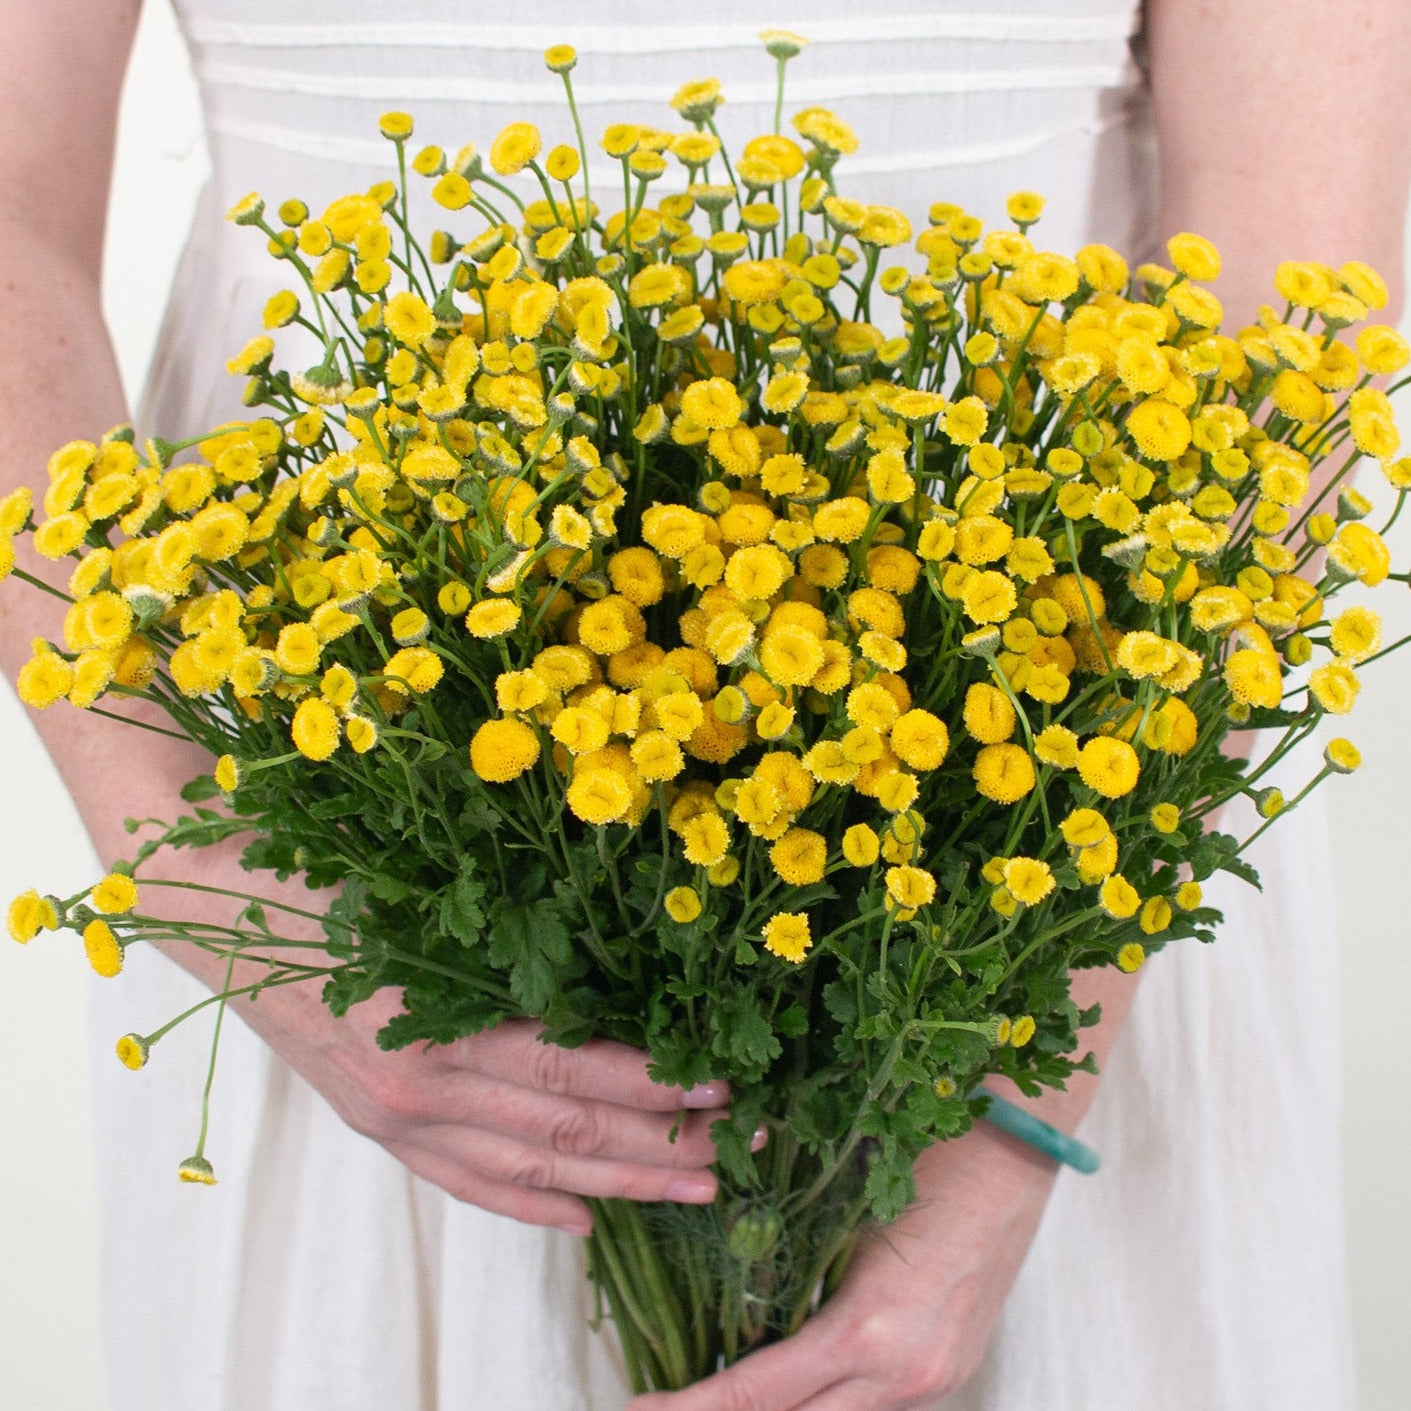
[191,949,238,1163]
[9,566,72,602]
[132,877,333,925]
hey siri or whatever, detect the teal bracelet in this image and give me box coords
[973,1087,1101,1175]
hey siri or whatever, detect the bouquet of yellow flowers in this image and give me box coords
[5,34,1409,1392]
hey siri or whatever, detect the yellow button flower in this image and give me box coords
[762,911,812,964]
[973,743,1035,804]
[1077,737,1140,799]
[469,718,541,783]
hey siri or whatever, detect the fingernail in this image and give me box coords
[682,1081,729,1109]
[558,1220,593,1238]
[665,1177,716,1203]
[750,1124,769,1152]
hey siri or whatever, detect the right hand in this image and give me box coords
[235,977,736,1236]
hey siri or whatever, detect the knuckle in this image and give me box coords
[838,1309,891,1365]
[893,1348,955,1403]
[722,1383,768,1411]
[346,1066,422,1132]
[505,1148,559,1192]
[528,1040,575,1097]
[548,1104,606,1158]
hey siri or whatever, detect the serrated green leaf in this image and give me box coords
[864,1138,916,1223]
[710,990,781,1071]
[438,862,488,948]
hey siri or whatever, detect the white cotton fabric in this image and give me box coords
[87,2,1355,1406]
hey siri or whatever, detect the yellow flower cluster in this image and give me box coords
[7,45,1405,984]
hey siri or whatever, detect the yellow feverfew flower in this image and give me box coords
[963,683,1016,744]
[961,570,1018,625]
[1077,737,1140,799]
[471,716,541,784]
[1126,399,1192,462]
[384,291,436,349]
[1328,522,1391,587]
[1034,724,1080,770]
[1060,807,1111,849]
[681,813,731,867]
[382,647,444,696]
[1140,896,1173,935]
[840,824,880,868]
[33,511,89,559]
[1003,857,1054,906]
[552,707,612,756]
[16,648,74,709]
[1010,1015,1037,1047]
[1100,877,1141,921]
[567,770,633,826]
[942,397,989,446]
[1176,882,1204,911]
[378,111,414,141]
[1150,802,1181,834]
[1324,737,1362,774]
[846,682,901,732]
[226,335,275,375]
[214,755,243,792]
[114,1034,150,1071]
[1077,836,1119,884]
[890,709,949,771]
[275,622,322,677]
[973,743,1035,803]
[761,911,811,963]
[770,829,827,886]
[83,918,123,978]
[1167,232,1221,281]
[8,889,58,944]
[1116,939,1146,971]
[631,731,685,783]
[664,887,703,924]
[466,599,523,639]
[1328,605,1381,662]
[1309,661,1359,714]
[178,1156,217,1186]
[489,120,542,175]
[1223,649,1283,709]
[291,697,341,761]
[885,865,936,910]
[92,873,138,916]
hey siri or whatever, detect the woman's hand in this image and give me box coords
[242,980,736,1236]
[628,1122,1057,1410]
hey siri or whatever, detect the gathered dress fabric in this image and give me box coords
[81,3,1356,1407]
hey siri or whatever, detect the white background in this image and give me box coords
[1,3,1408,1408]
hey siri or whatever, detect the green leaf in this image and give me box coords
[1219,854,1262,890]
[710,1095,766,1189]
[489,897,573,1015]
[710,990,781,1072]
[180,775,221,803]
[789,1078,848,1152]
[437,861,488,948]
[308,795,365,821]
[647,1029,718,1093]
[377,992,504,1048]
[322,876,367,956]
[776,1004,808,1038]
[368,873,415,906]
[864,1138,916,1223]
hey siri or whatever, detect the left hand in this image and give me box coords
[628,1121,1058,1410]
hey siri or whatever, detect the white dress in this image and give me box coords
[86,3,1356,1407]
